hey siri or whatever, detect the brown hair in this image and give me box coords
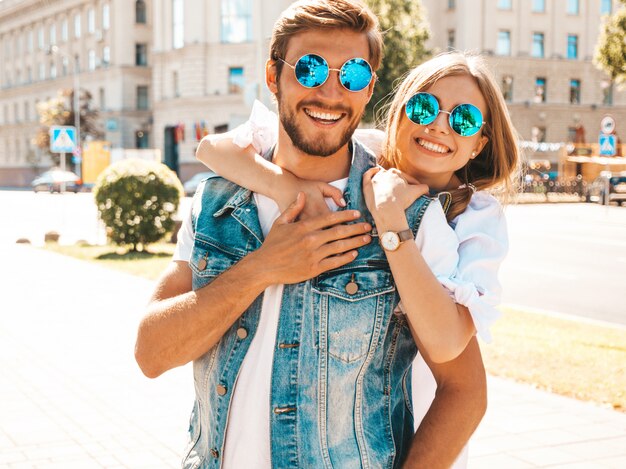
[269,0,383,78]
[380,51,520,221]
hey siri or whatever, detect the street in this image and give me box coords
[1,190,625,325]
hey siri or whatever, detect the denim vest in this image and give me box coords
[183,140,432,469]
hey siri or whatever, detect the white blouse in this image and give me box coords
[202,100,508,342]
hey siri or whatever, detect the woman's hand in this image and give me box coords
[363,167,429,228]
[272,170,346,221]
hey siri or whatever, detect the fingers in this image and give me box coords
[301,208,363,231]
[275,192,306,224]
[319,183,346,208]
[317,250,359,273]
[318,232,371,260]
[362,166,382,184]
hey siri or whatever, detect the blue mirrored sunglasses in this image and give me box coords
[279,54,373,92]
[405,92,486,137]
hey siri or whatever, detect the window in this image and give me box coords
[27,30,33,52]
[102,46,110,66]
[24,101,30,122]
[88,8,95,34]
[62,56,69,76]
[173,71,180,97]
[26,66,32,83]
[61,19,68,42]
[497,30,511,56]
[38,26,44,49]
[601,79,613,105]
[172,0,184,48]
[447,30,455,50]
[103,3,110,30]
[50,60,57,78]
[99,87,106,110]
[501,75,513,102]
[39,62,45,80]
[137,85,149,110]
[136,0,147,24]
[228,67,244,94]
[569,79,580,104]
[88,50,96,71]
[15,69,21,85]
[534,77,546,103]
[15,34,21,56]
[448,0,456,9]
[74,13,81,38]
[14,103,20,123]
[136,130,149,148]
[567,35,578,59]
[601,0,612,15]
[497,0,512,9]
[532,33,544,58]
[135,43,148,66]
[567,0,579,15]
[532,0,545,12]
[221,0,252,43]
[49,24,56,45]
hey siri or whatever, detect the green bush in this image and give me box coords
[93,158,184,251]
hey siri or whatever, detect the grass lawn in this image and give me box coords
[43,242,174,280]
[42,242,626,412]
[481,306,626,412]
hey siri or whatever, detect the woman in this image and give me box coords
[195,51,519,465]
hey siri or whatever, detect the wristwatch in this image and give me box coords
[379,229,413,252]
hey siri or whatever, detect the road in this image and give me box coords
[500,202,626,325]
[2,190,625,325]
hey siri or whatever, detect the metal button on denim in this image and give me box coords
[236,327,248,339]
[210,448,219,458]
[345,281,359,295]
[216,384,227,396]
[198,258,207,270]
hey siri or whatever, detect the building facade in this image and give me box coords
[150,0,291,181]
[421,0,626,167]
[0,0,153,186]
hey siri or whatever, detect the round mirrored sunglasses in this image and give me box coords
[405,92,485,137]
[279,54,373,92]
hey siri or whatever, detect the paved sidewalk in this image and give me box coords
[1,243,625,468]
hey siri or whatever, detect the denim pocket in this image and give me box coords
[313,265,395,363]
[190,233,245,285]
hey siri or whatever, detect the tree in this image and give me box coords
[364,0,431,124]
[93,158,184,252]
[594,1,626,87]
[33,89,104,169]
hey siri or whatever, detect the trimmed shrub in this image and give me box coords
[93,158,183,251]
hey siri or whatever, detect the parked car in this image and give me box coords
[585,172,626,206]
[31,169,82,193]
[183,171,214,196]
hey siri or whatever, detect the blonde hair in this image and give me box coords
[380,51,520,221]
[270,0,383,77]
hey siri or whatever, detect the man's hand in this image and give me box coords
[251,192,371,284]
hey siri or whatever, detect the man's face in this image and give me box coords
[267,29,375,157]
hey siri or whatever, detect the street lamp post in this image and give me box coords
[47,45,81,181]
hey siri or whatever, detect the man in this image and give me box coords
[135,1,486,467]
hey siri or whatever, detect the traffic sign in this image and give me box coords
[600,115,616,135]
[50,126,77,153]
[599,133,617,156]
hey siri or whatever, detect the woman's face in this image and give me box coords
[394,74,489,191]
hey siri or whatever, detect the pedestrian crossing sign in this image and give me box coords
[50,126,77,153]
[599,133,617,156]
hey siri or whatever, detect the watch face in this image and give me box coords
[381,231,400,251]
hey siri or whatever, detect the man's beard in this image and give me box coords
[277,90,362,157]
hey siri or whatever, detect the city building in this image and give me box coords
[150,0,291,181]
[421,0,626,169]
[0,0,153,186]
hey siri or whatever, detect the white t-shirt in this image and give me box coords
[174,179,460,468]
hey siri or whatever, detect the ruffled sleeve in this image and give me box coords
[232,100,279,154]
[439,192,509,342]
